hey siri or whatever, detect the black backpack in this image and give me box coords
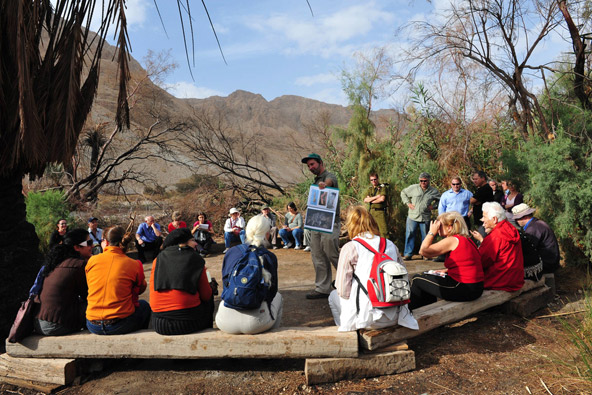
[519,229,543,282]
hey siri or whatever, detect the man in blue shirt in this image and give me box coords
[438,176,473,230]
[135,215,163,263]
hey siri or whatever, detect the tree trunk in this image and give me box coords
[0,172,41,352]
[558,1,591,111]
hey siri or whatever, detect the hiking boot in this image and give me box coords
[306,290,330,299]
[404,255,412,260]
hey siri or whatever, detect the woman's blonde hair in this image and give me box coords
[172,211,182,221]
[245,214,271,247]
[436,211,469,237]
[104,226,134,252]
[346,206,380,239]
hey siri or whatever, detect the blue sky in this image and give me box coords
[103,0,425,109]
[106,0,569,110]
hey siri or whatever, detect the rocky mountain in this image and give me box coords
[85,44,404,190]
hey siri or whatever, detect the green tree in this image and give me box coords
[25,190,71,252]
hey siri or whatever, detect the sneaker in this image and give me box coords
[306,290,330,299]
[223,248,229,254]
[273,246,278,250]
[283,245,290,249]
[304,246,311,252]
[294,246,302,250]
[403,255,412,260]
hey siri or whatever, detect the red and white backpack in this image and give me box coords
[352,237,410,313]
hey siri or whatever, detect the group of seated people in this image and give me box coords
[33,213,283,337]
[33,196,558,339]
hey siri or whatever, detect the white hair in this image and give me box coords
[245,214,271,247]
[482,202,506,221]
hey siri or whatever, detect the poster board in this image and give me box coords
[304,185,339,234]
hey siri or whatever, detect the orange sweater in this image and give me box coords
[149,258,212,313]
[86,246,147,321]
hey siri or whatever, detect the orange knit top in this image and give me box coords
[86,246,147,321]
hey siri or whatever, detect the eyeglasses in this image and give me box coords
[452,183,461,186]
[419,180,429,183]
[78,240,93,247]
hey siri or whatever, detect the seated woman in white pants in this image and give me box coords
[215,215,283,334]
[328,206,418,332]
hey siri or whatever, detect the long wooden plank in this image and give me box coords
[0,354,77,385]
[6,326,358,359]
[359,279,546,351]
[305,350,415,385]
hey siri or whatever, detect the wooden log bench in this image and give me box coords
[359,275,551,351]
[6,326,357,359]
[2,274,555,388]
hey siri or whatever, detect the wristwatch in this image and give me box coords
[428,232,435,236]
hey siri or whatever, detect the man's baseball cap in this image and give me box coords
[261,205,270,210]
[301,153,322,163]
[88,217,98,223]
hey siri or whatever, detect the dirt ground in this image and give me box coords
[2,246,590,395]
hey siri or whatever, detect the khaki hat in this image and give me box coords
[512,203,536,219]
[229,207,240,215]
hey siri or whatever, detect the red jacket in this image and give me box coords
[479,220,524,291]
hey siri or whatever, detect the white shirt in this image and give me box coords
[334,233,418,332]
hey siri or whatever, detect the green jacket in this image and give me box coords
[400,184,440,222]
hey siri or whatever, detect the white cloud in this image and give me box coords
[295,72,338,87]
[166,82,225,99]
[125,0,150,29]
[308,88,348,107]
[244,2,395,58]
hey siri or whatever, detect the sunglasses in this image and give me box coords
[78,240,93,247]
[419,180,429,183]
[452,183,461,186]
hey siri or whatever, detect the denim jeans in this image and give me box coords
[86,300,151,335]
[403,217,428,257]
[278,228,303,247]
[224,230,246,248]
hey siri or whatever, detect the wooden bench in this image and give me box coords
[2,275,555,388]
[6,326,357,359]
[359,276,550,351]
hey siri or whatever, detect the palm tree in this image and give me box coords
[0,0,133,347]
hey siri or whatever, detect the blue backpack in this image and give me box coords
[221,244,278,312]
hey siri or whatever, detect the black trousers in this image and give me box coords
[151,298,214,335]
[137,237,163,263]
[409,273,483,311]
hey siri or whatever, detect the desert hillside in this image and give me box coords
[84,41,404,189]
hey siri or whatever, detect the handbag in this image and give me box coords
[7,265,45,343]
[7,296,39,343]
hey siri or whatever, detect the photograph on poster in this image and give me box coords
[305,185,339,233]
[326,192,336,210]
[308,188,319,206]
[304,208,335,233]
[319,191,328,206]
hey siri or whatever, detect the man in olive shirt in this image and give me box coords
[302,153,340,299]
[363,172,388,237]
[400,172,440,260]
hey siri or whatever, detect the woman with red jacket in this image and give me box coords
[411,211,484,310]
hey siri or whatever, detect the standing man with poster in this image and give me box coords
[301,153,340,299]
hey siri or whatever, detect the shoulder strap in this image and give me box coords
[353,237,386,254]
